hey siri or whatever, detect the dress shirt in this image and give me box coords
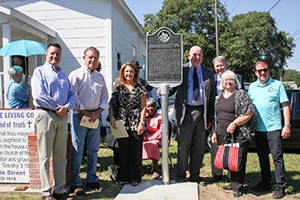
[31,62,75,111]
[68,66,109,111]
[187,63,204,106]
[216,74,223,95]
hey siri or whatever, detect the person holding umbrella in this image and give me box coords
[6,66,29,108]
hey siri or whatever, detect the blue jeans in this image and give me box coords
[255,130,287,188]
[71,113,101,186]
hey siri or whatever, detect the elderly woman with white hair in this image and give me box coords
[211,70,255,197]
[6,66,29,108]
[142,97,162,179]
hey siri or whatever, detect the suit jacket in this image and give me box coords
[170,63,215,130]
[214,73,245,96]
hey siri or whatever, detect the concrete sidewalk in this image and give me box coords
[115,180,198,200]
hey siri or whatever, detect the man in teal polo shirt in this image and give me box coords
[248,60,291,199]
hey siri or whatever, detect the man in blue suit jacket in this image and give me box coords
[213,55,245,96]
[169,46,215,185]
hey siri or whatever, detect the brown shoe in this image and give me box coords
[42,196,56,200]
[70,186,85,196]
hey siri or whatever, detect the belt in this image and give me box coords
[187,104,203,108]
[86,109,99,112]
[36,107,57,113]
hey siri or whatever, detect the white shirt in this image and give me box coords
[68,66,109,111]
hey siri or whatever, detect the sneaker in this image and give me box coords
[222,185,233,190]
[233,190,242,198]
[251,181,271,192]
[272,187,285,199]
[86,182,104,192]
[108,165,119,182]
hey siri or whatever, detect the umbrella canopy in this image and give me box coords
[0,39,46,57]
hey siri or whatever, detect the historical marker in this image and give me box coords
[146,27,182,88]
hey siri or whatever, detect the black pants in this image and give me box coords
[255,130,287,188]
[229,133,249,191]
[117,130,143,182]
[176,106,206,179]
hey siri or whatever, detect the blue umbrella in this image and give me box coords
[0,39,46,57]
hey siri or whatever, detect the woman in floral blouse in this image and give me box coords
[109,62,147,186]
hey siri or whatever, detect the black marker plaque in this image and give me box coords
[146,27,182,88]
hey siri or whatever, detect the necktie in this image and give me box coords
[193,67,199,101]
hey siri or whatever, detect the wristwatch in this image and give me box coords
[140,121,146,126]
[285,124,291,128]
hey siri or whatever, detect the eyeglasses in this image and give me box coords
[256,68,268,73]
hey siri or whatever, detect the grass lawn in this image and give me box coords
[1,139,300,199]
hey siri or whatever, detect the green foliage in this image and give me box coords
[219,11,295,82]
[143,0,230,67]
[143,2,294,80]
[283,69,300,87]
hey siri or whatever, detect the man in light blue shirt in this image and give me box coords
[31,43,75,200]
[248,60,291,199]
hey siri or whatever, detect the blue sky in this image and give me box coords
[124,0,300,72]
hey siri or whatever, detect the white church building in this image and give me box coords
[0,0,147,127]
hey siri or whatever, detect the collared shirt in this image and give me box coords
[248,77,289,132]
[31,62,75,111]
[187,63,204,106]
[216,74,223,95]
[68,66,109,111]
[6,79,28,108]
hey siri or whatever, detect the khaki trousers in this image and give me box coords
[35,110,68,196]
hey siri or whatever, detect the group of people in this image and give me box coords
[6,43,290,200]
[167,46,290,199]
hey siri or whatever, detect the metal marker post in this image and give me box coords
[160,84,169,184]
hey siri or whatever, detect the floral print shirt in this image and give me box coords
[115,83,146,132]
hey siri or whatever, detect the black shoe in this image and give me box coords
[52,193,72,200]
[234,190,242,198]
[189,177,207,186]
[251,181,271,192]
[272,187,285,199]
[222,185,233,190]
[210,175,223,183]
[86,182,104,192]
[174,176,187,182]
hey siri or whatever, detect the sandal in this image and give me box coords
[152,172,160,179]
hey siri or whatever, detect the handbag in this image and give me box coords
[238,113,256,141]
[214,135,241,172]
[106,90,119,122]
